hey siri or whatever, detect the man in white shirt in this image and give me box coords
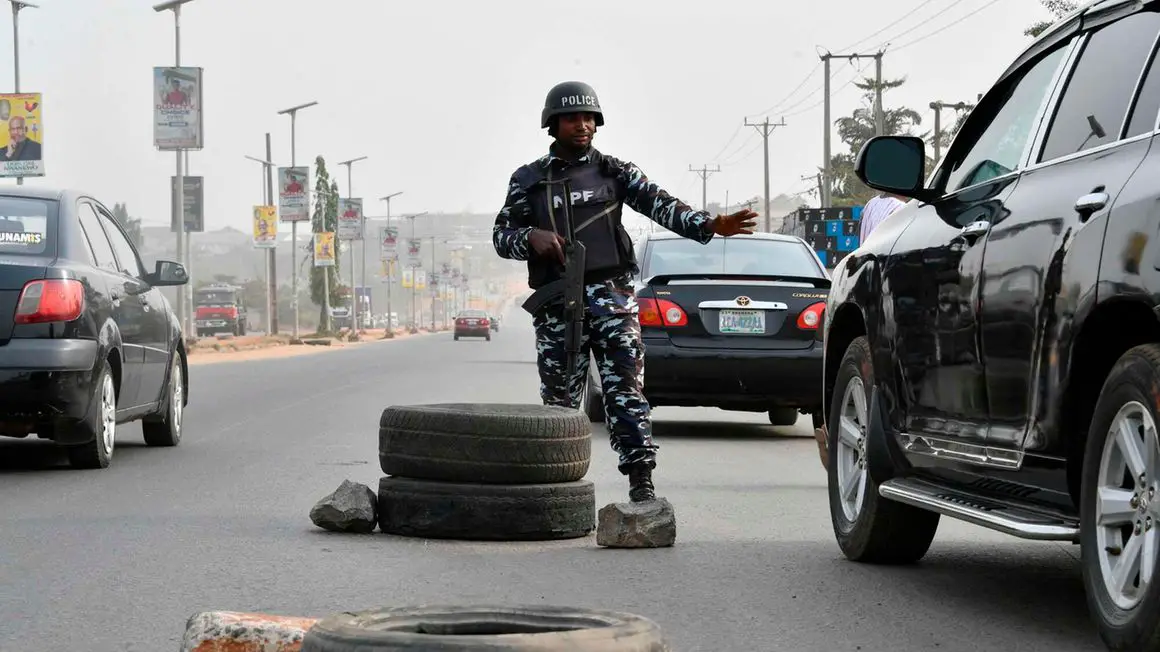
[858,192,907,243]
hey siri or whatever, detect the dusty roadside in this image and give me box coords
[185,328,443,366]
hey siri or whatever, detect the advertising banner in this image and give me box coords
[402,268,413,288]
[170,175,204,232]
[313,232,336,267]
[0,92,44,178]
[337,198,364,240]
[153,67,203,150]
[278,166,310,222]
[381,258,396,281]
[252,206,277,248]
[406,238,421,266]
[379,226,398,261]
[415,270,427,290]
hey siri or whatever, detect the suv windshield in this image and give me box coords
[196,290,236,306]
[0,197,51,256]
[644,237,823,278]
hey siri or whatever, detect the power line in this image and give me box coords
[890,0,1003,53]
[837,0,943,52]
[744,117,787,232]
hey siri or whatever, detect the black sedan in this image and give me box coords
[583,231,829,428]
[0,187,189,470]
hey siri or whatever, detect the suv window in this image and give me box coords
[1039,11,1160,161]
[96,207,145,278]
[77,202,118,272]
[1126,30,1160,138]
[943,45,1069,192]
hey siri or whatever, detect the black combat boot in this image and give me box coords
[628,463,656,502]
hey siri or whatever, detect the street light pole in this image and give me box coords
[277,100,318,343]
[337,156,367,337]
[380,191,402,335]
[245,153,278,335]
[401,211,428,332]
[8,1,36,187]
[154,0,195,336]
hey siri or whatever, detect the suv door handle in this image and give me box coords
[1075,191,1109,222]
[959,220,991,242]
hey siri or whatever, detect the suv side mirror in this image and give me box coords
[148,260,189,286]
[855,136,933,201]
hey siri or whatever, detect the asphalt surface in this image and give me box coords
[0,304,1104,652]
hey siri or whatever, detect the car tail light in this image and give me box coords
[14,279,85,325]
[480,318,489,326]
[797,301,826,330]
[639,298,688,327]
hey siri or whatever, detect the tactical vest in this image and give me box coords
[514,154,637,289]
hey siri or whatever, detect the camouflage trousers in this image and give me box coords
[532,304,657,473]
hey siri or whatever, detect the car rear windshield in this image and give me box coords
[0,197,52,256]
[644,237,823,278]
[459,311,487,317]
[196,290,236,306]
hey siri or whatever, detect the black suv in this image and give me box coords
[822,1,1160,648]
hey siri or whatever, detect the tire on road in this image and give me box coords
[301,604,667,652]
[1080,343,1160,651]
[377,477,595,541]
[827,336,939,564]
[379,403,591,484]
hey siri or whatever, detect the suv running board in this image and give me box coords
[878,476,1080,542]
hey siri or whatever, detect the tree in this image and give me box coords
[1026,0,1077,37]
[111,202,144,249]
[309,156,342,333]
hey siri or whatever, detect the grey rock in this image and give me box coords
[596,498,676,548]
[310,479,377,533]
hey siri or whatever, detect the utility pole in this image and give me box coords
[820,49,884,208]
[802,173,823,205]
[264,133,277,335]
[380,192,402,335]
[277,100,318,343]
[929,100,976,163]
[743,116,786,232]
[337,156,367,338]
[688,164,720,212]
[10,0,37,187]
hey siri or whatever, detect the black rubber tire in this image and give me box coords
[1080,344,1160,652]
[143,353,183,447]
[377,477,595,541]
[768,407,798,426]
[828,336,940,564]
[379,403,591,484]
[66,363,116,470]
[301,605,668,651]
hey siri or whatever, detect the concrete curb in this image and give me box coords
[181,611,318,652]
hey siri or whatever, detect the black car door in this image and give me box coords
[881,40,1072,448]
[76,200,144,408]
[93,201,171,408]
[977,10,1160,451]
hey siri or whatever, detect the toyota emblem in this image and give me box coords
[735,296,751,306]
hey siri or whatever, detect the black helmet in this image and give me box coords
[541,81,604,128]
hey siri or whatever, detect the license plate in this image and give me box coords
[719,309,765,334]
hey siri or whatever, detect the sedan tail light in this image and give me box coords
[639,298,688,327]
[796,301,826,330]
[14,279,85,325]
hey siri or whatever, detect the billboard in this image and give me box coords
[253,206,277,248]
[379,226,398,261]
[313,232,336,267]
[406,238,421,266]
[170,175,204,232]
[337,198,364,240]
[153,67,203,150]
[0,92,44,178]
[278,166,309,222]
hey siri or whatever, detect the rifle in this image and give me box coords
[520,177,587,390]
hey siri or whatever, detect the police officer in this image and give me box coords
[493,81,757,502]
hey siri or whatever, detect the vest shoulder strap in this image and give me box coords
[513,161,546,192]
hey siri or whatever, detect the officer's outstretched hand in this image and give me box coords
[529,228,566,264]
[710,209,759,236]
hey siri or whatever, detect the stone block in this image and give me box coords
[596,498,676,548]
[309,479,377,533]
[181,611,318,652]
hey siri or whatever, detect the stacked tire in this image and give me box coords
[377,403,596,540]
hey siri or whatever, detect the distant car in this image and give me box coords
[454,309,491,341]
[584,231,829,428]
[194,283,247,337]
[0,187,190,470]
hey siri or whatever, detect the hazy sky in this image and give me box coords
[5,0,1050,233]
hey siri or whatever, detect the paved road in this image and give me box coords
[0,305,1103,652]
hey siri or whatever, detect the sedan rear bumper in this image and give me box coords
[641,337,823,412]
[0,338,100,441]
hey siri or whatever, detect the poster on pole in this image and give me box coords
[170,175,204,232]
[406,238,421,266]
[277,166,310,222]
[0,92,44,178]
[153,67,203,150]
[337,198,364,240]
[380,259,395,282]
[402,268,413,288]
[252,206,277,248]
[415,270,427,290]
[379,226,398,261]
[313,232,336,267]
